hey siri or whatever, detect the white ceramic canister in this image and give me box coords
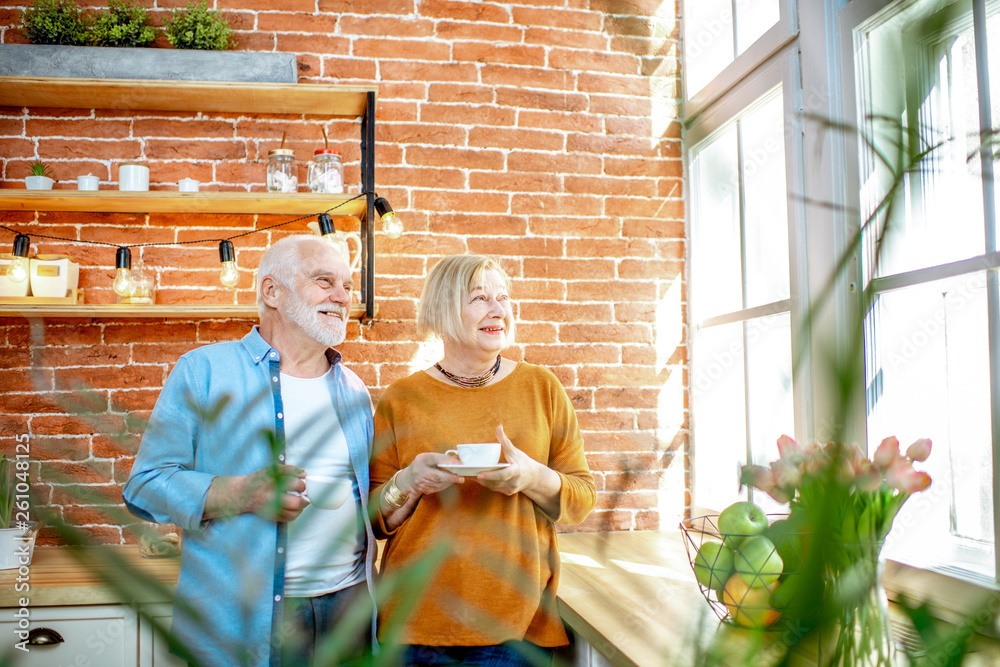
[119,162,150,191]
[29,254,80,298]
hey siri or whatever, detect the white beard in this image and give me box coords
[284,292,347,348]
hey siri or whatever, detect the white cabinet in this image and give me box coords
[138,603,185,667]
[0,604,138,667]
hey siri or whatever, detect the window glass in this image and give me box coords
[692,321,748,510]
[861,2,987,280]
[867,274,994,579]
[684,0,781,97]
[746,312,794,466]
[691,125,743,318]
[684,0,735,97]
[736,0,780,54]
[742,94,791,306]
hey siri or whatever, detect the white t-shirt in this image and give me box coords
[280,368,365,597]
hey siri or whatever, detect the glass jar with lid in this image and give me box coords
[117,259,156,304]
[266,148,297,193]
[308,149,344,194]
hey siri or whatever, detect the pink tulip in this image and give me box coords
[855,462,883,492]
[743,465,775,492]
[848,442,866,469]
[804,444,828,475]
[885,460,914,490]
[906,438,932,462]
[777,434,803,461]
[899,470,932,493]
[769,486,793,504]
[771,459,801,488]
[873,436,901,470]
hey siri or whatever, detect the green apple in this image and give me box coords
[734,535,783,587]
[717,500,768,547]
[693,539,734,593]
[763,518,805,575]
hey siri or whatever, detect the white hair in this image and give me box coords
[256,235,328,316]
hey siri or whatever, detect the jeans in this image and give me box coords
[402,641,553,667]
[282,582,370,666]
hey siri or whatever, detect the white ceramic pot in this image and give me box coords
[119,163,149,191]
[0,524,36,570]
[30,254,80,298]
[25,175,54,190]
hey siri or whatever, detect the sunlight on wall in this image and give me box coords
[650,2,680,138]
[408,339,445,376]
[656,275,687,525]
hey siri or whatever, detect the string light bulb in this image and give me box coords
[316,213,337,241]
[375,197,403,239]
[113,246,135,297]
[5,234,30,283]
[218,240,240,288]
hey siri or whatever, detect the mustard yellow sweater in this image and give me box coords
[371,362,596,648]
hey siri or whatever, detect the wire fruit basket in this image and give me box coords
[679,513,806,629]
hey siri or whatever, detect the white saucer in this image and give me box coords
[439,463,510,476]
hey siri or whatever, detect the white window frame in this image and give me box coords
[686,47,810,515]
[684,0,1000,610]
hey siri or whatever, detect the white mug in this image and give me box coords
[445,443,501,467]
[304,475,351,510]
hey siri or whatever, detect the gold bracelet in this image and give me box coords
[383,471,409,509]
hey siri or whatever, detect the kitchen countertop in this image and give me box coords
[556,530,715,666]
[0,545,179,607]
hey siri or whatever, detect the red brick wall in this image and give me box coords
[0,0,686,546]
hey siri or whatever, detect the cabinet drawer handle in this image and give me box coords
[27,627,64,646]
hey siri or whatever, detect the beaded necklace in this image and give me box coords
[434,354,502,388]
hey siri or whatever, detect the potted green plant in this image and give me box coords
[163,1,236,51]
[18,0,89,46]
[0,455,36,571]
[90,0,156,48]
[26,161,55,190]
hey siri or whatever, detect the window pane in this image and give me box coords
[736,0,780,54]
[692,321,748,510]
[746,312,794,465]
[860,2,986,279]
[742,93,790,306]
[868,274,994,579]
[684,0,735,96]
[683,0,781,97]
[691,126,743,318]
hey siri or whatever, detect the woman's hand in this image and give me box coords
[476,424,562,516]
[380,453,463,532]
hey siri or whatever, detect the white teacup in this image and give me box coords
[304,475,351,510]
[444,442,501,467]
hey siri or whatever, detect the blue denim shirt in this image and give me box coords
[123,327,377,667]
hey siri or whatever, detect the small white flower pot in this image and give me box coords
[25,175,54,191]
[0,524,36,570]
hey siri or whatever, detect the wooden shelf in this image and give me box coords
[0,76,377,116]
[0,190,367,216]
[0,303,370,320]
[1,75,379,321]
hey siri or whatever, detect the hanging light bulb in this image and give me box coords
[218,240,240,288]
[375,197,403,239]
[112,246,135,297]
[5,234,30,283]
[316,213,337,240]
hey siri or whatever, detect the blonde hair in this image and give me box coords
[417,254,516,346]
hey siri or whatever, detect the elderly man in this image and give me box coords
[124,235,377,667]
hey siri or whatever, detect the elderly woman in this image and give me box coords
[370,254,596,666]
